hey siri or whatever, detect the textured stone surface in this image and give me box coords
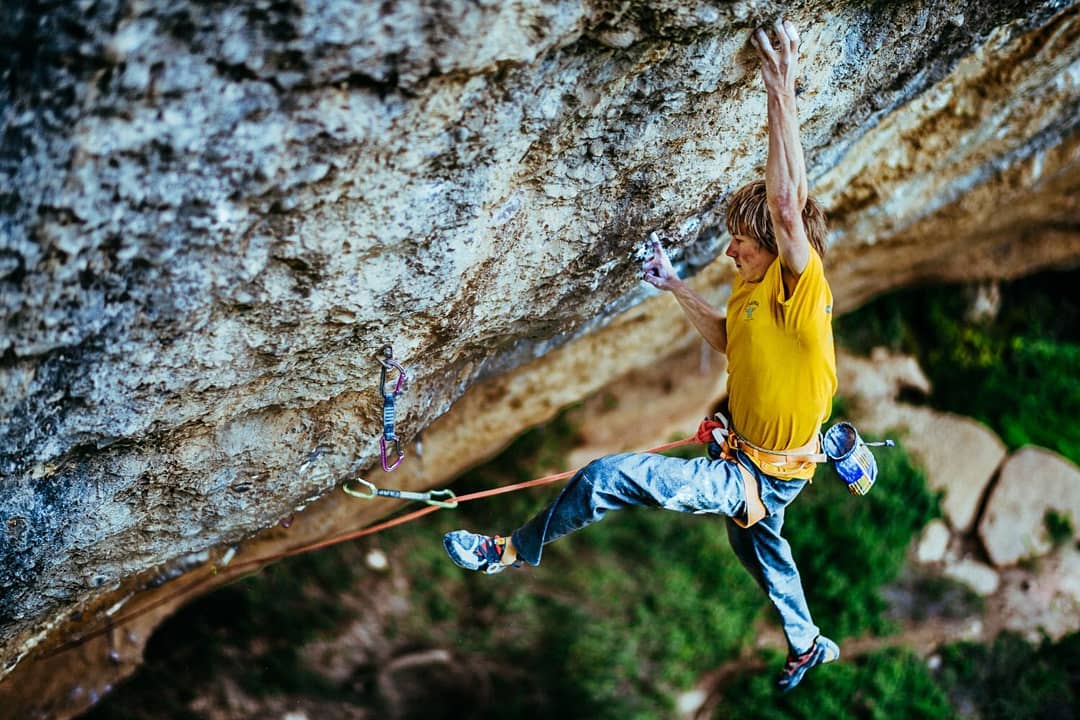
[995,543,1080,642]
[979,446,1080,566]
[837,350,1011,535]
[907,412,1007,533]
[943,557,1001,596]
[915,518,952,564]
[1,0,1079,698]
[835,346,932,411]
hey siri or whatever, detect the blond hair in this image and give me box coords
[725,180,828,259]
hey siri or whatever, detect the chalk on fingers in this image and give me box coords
[784,19,799,45]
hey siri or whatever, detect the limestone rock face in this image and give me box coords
[979,446,1080,566]
[1,0,1079,692]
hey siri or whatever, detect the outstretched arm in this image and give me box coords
[754,19,811,284]
[642,237,728,353]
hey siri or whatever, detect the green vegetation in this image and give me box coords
[83,550,362,720]
[1044,509,1075,548]
[719,647,955,719]
[935,632,1080,719]
[835,271,1080,463]
[715,633,1080,720]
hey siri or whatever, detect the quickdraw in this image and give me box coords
[377,345,408,472]
[343,477,458,509]
[344,346,457,509]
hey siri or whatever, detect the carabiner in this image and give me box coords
[378,349,407,398]
[381,435,404,472]
[343,478,458,509]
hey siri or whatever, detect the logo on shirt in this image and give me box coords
[824,304,833,315]
[745,300,759,320]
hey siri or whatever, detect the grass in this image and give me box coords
[718,647,955,719]
[934,632,1080,719]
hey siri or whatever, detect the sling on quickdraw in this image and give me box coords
[343,477,458,509]
[377,345,408,471]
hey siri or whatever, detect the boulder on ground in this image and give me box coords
[835,347,931,412]
[996,543,1080,643]
[979,447,1080,566]
[943,557,1001,597]
[915,519,952,564]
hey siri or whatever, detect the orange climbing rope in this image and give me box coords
[269,435,697,561]
[43,435,699,659]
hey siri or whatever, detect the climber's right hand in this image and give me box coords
[641,233,680,291]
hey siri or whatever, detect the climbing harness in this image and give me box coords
[377,345,408,472]
[343,477,458,509]
[696,412,824,478]
[727,430,826,479]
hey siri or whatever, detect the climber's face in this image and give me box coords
[725,234,775,283]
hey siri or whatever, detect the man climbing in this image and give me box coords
[444,19,839,692]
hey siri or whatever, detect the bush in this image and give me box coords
[82,550,361,719]
[935,632,1080,720]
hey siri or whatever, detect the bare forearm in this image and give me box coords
[668,279,728,353]
[755,20,811,276]
[766,90,807,213]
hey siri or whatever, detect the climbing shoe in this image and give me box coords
[777,636,839,692]
[443,531,516,574]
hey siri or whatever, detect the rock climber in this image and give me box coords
[444,19,840,692]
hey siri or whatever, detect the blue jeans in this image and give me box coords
[511,451,821,655]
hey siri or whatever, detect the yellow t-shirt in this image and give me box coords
[725,250,837,480]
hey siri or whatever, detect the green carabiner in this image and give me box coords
[343,478,458,509]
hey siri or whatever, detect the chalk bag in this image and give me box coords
[822,422,893,496]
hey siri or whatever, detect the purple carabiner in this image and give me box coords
[380,359,407,397]
[381,435,404,472]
